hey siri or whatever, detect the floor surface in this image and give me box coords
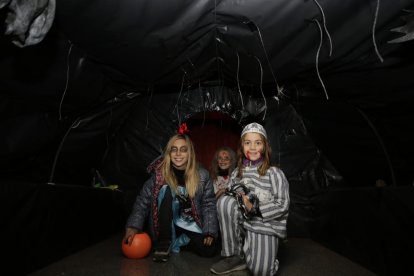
[29,233,377,276]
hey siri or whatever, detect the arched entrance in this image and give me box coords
[185,111,241,171]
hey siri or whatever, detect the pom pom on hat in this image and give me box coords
[241,122,267,139]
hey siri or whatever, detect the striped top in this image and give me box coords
[230,164,290,238]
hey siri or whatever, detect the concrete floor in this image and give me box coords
[29,232,377,276]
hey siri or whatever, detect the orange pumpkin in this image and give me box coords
[122,232,152,259]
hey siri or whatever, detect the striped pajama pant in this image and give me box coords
[217,195,279,276]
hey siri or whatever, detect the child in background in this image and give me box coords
[210,146,236,199]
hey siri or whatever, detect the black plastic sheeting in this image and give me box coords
[1,0,413,188]
[1,0,413,189]
[0,180,125,275]
[51,0,414,90]
[313,186,414,276]
[98,87,340,189]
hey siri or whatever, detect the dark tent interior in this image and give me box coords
[1,0,414,275]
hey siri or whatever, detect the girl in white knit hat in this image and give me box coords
[210,122,290,275]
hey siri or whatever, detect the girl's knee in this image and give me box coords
[217,196,236,212]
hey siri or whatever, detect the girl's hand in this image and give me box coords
[242,195,253,211]
[215,188,226,199]
[204,236,214,246]
[123,227,138,246]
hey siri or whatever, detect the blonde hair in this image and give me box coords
[159,134,199,198]
[237,133,272,177]
[210,146,236,181]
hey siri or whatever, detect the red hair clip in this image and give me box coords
[178,122,189,135]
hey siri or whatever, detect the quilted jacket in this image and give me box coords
[126,166,219,241]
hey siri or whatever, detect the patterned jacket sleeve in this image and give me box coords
[125,176,154,231]
[259,167,290,222]
[199,168,219,238]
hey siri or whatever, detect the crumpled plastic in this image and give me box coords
[1,0,56,47]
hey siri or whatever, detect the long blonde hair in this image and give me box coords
[237,133,272,177]
[159,134,199,198]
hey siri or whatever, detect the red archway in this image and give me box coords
[186,112,241,172]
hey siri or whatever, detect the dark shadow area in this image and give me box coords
[312,186,414,276]
[1,180,126,275]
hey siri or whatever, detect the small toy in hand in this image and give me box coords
[225,183,258,219]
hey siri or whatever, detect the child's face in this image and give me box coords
[242,133,264,161]
[217,150,231,170]
[170,138,189,169]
